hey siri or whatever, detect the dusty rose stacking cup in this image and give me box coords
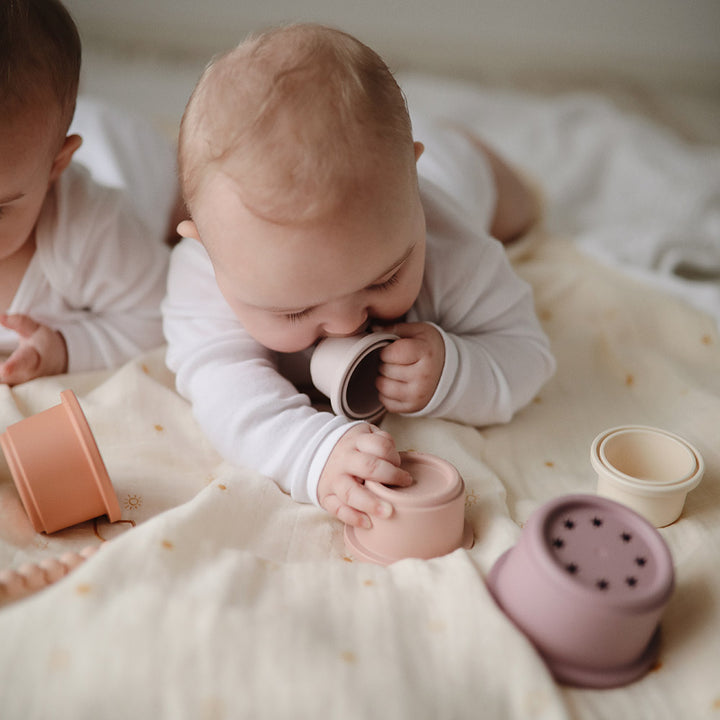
[345,451,474,565]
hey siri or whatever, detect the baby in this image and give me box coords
[0,0,172,385]
[163,23,556,528]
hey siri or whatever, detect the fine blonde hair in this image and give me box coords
[178,23,415,224]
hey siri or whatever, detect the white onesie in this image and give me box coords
[162,124,556,505]
[0,98,175,372]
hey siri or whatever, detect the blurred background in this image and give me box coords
[63,0,720,142]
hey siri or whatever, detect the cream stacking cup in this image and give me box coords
[591,425,704,527]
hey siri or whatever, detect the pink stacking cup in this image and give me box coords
[345,451,474,565]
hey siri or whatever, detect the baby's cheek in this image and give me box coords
[247,320,319,353]
[372,295,415,323]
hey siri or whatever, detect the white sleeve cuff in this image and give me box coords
[305,420,367,506]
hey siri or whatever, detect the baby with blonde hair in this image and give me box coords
[179,24,414,224]
[164,23,555,528]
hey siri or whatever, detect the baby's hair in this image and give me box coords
[0,0,81,138]
[179,23,415,224]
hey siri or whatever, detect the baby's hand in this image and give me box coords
[0,314,68,386]
[318,424,412,529]
[376,322,445,414]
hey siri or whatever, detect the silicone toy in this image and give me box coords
[487,494,674,688]
[0,390,121,533]
[310,332,398,422]
[0,545,98,606]
[345,451,474,565]
[591,425,704,527]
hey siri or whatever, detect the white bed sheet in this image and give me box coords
[0,73,719,720]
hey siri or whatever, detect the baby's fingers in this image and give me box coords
[321,476,394,528]
[0,345,41,386]
[355,427,402,467]
[348,446,411,487]
[0,314,40,338]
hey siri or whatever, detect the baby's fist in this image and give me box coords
[318,424,411,529]
[376,322,445,414]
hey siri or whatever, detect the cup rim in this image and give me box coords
[365,451,465,508]
[59,390,121,523]
[591,425,704,495]
[311,332,397,421]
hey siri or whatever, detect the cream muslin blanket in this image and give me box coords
[0,79,718,719]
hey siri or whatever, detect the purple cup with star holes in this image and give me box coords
[487,494,674,688]
[310,332,398,423]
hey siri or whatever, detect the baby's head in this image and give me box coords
[178,23,427,353]
[0,0,82,256]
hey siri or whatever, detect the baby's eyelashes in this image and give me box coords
[367,271,401,292]
[284,308,313,323]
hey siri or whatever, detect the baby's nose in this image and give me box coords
[323,305,368,337]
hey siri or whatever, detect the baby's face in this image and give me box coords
[186,156,426,353]
[0,118,58,263]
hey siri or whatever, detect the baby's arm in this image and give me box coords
[34,168,168,374]
[163,239,413,509]
[391,226,555,426]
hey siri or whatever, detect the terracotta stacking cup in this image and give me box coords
[345,451,474,565]
[310,332,398,423]
[591,425,704,527]
[0,390,120,533]
[487,494,675,688]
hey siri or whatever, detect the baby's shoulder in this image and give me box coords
[55,162,129,216]
[36,163,141,253]
[420,180,500,266]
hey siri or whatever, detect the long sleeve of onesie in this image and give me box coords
[404,176,555,425]
[163,125,554,506]
[163,239,361,505]
[29,165,169,372]
[163,209,554,506]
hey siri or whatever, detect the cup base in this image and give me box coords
[548,626,661,689]
[489,549,662,689]
[345,518,474,566]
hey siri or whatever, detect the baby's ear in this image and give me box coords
[414,141,425,162]
[177,219,200,241]
[50,134,83,183]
